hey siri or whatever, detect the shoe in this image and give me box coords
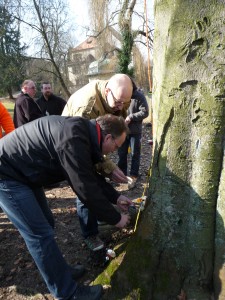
[127,176,138,189]
[84,235,104,251]
[71,284,103,300]
[70,264,86,280]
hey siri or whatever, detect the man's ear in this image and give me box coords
[104,133,112,143]
[105,87,110,97]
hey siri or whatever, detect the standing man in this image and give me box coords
[62,73,134,250]
[0,114,132,300]
[118,88,149,188]
[36,81,66,115]
[13,80,44,128]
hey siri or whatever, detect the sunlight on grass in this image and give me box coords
[0,99,15,117]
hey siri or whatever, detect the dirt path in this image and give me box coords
[0,123,152,300]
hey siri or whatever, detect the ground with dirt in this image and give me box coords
[0,123,152,300]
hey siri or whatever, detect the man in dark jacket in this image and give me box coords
[62,74,134,249]
[13,79,44,128]
[0,114,132,300]
[118,88,149,188]
[36,81,66,115]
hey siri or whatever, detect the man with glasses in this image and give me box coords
[0,114,132,300]
[62,73,133,119]
[13,79,44,128]
[62,73,134,251]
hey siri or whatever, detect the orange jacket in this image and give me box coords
[0,102,15,138]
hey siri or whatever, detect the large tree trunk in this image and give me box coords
[95,1,225,299]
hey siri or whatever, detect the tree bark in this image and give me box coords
[7,87,14,99]
[214,146,225,299]
[95,1,225,299]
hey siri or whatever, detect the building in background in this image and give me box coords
[67,27,122,93]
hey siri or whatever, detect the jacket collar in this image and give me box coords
[88,119,104,164]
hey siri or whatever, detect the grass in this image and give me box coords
[0,99,15,117]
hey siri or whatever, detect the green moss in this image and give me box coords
[94,255,123,286]
[94,241,128,285]
[94,237,156,299]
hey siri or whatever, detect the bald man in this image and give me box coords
[62,74,135,250]
[62,73,133,118]
[62,73,134,181]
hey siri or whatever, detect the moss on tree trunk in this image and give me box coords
[95,1,225,299]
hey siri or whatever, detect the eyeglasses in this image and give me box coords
[110,90,125,105]
[111,136,120,149]
[27,86,36,90]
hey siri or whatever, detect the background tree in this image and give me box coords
[89,0,109,59]
[132,44,149,88]
[13,0,77,98]
[94,1,225,299]
[31,0,71,98]
[0,4,26,98]
[88,0,153,88]
[117,0,135,76]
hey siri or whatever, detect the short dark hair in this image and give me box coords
[96,114,129,138]
[41,81,51,88]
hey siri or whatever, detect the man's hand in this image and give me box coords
[125,116,131,124]
[117,195,133,212]
[109,167,128,183]
[115,214,131,228]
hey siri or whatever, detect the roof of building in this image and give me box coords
[73,37,97,51]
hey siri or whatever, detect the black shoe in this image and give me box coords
[70,264,86,280]
[72,284,103,300]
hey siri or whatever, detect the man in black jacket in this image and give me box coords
[0,114,131,300]
[118,88,149,188]
[36,81,66,115]
[13,79,44,128]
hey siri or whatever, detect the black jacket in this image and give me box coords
[0,116,121,225]
[36,94,66,116]
[13,92,44,128]
[128,89,149,134]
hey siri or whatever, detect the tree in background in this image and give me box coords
[118,0,135,76]
[94,1,225,299]
[12,0,77,99]
[0,5,26,98]
[31,0,72,98]
[89,0,109,59]
[88,0,153,88]
[133,46,149,89]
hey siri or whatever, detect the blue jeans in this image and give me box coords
[0,179,77,300]
[118,133,142,177]
[76,197,98,238]
[76,173,119,238]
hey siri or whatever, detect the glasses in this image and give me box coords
[111,136,120,149]
[110,90,125,105]
[27,86,36,90]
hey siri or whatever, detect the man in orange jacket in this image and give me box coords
[0,102,15,138]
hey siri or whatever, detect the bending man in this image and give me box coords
[0,114,132,300]
[62,73,134,250]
